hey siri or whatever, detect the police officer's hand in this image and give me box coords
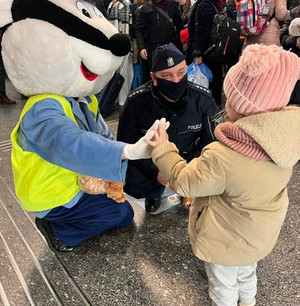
[140,49,148,60]
[148,118,170,134]
[194,56,202,65]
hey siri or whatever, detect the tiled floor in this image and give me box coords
[0,83,299,305]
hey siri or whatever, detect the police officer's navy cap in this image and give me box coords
[152,43,185,72]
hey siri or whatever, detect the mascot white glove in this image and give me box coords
[123,118,170,160]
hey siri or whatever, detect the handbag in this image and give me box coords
[96,71,125,116]
[187,60,213,89]
[96,53,130,116]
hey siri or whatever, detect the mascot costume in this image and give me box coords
[0,0,167,254]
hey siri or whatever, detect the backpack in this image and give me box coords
[204,1,241,65]
[236,0,272,36]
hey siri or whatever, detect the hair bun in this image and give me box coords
[240,44,281,78]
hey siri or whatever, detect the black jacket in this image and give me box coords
[287,0,299,10]
[280,6,300,104]
[117,81,220,182]
[129,3,143,39]
[186,0,219,64]
[135,0,183,55]
[94,0,108,17]
[280,6,300,57]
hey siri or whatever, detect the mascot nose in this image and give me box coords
[108,33,131,57]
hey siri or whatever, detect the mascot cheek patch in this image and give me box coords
[80,62,98,81]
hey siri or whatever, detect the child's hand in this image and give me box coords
[145,123,169,148]
[157,171,168,185]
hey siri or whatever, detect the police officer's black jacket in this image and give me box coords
[117,81,221,183]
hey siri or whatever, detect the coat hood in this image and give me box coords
[235,106,300,168]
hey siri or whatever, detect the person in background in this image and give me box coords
[135,0,183,83]
[117,43,220,213]
[287,0,299,11]
[146,44,300,306]
[176,0,194,28]
[280,5,300,56]
[225,0,245,65]
[129,0,146,64]
[107,0,131,35]
[243,0,290,48]
[94,0,108,17]
[0,27,16,105]
[280,5,300,104]
[107,0,134,106]
[186,0,225,107]
[176,0,194,54]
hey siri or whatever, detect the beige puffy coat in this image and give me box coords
[244,0,290,47]
[152,107,300,266]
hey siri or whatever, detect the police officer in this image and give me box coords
[117,43,220,213]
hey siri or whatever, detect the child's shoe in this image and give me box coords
[239,298,256,306]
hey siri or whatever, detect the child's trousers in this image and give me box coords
[205,262,257,306]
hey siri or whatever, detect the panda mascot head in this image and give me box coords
[0,0,131,98]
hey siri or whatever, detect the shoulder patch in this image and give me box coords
[188,81,212,96]
[128,84,151,99]
[211,111,224,125]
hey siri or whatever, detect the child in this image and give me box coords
[146,44,300,306]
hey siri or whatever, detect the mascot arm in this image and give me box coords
[95,112,114,140]
[20,99,127,182]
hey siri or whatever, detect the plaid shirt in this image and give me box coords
[107,0,132,35]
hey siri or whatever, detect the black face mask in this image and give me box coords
[156,74,188,101]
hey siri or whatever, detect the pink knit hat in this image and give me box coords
[224,44,300,116]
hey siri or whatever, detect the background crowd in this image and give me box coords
[1,0,299,106]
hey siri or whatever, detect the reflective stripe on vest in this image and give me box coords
[11,94,98,211]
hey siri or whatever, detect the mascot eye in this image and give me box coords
[94,7,105,19]
[76,1,92,18]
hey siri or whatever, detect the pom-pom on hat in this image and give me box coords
[152,43,185,72]
[224,44,300,116]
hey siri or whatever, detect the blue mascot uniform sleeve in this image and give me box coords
[19,97,128,182]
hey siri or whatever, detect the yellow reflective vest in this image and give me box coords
[11,94,98,212]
